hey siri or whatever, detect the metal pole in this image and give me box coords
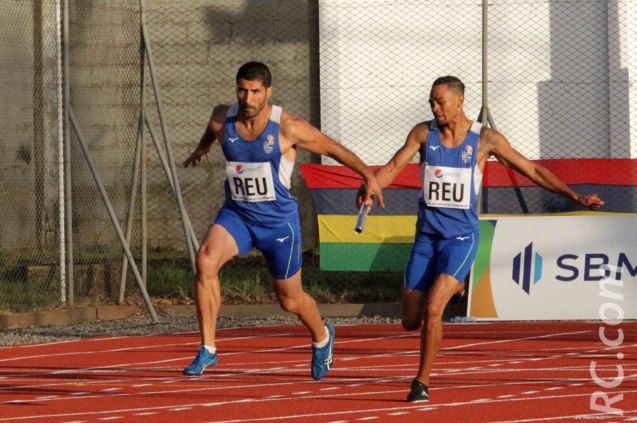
[480,0,489,125]
[118,27,147,304]
[477,0,528,216]
[139,0,197,273]
[55,0,66,304]
[476,0,489,217]
[63,0,74,306]
[141,119,148,287]
[118,110,144,304]
[69,107,159,322]
[144,115,200,251]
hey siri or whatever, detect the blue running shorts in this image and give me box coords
[213,207,302,280]
[404,230,479,292]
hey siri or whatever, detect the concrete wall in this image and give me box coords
[0,1,62,254]
[0,0,320,258]
[141,0,320,250]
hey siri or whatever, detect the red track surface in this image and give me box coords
[1,321,636,422]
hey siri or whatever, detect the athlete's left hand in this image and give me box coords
[363,177,385,211]
[577,193,604,211]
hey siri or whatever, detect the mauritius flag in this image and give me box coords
[301,159,636,273]
[300,163,421,272]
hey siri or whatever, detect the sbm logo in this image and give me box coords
[512,242,543,295]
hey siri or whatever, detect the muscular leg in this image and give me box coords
[195,224,238,348]
[270,269,327,343]
[401,288,427,332]
[416,273,461,385]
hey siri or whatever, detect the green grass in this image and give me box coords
[0,248,403,312]
[0,276,61,312]
[145,260,402,305]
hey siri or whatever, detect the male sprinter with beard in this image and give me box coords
[183,62,384,380]
[358,76,603,401]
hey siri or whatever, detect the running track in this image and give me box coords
[1,322,636,422]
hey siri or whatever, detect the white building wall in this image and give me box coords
[319,0,636,165]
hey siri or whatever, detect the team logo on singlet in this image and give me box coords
[226,161,276,202]
[423,165,471,209]
[264,135,275,154]
[462,145,473,163]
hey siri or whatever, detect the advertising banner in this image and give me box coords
[468,215,637,320]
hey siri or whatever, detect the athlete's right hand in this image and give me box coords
[183,146,211,168]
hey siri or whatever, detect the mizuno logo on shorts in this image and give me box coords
[456,236,469,241]
[276,236,290,242]
[429,146,440,150]
[228,137,238,143]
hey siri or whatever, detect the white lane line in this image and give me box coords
[521,391,538,395]
[320,387,341,391]
[486,409,637,423]
[101,388,122,392]
[7,385,636,423]
[357,417,379,421]
[170,408,192,411]
[133,413,156,416]
[442,330,591,351]
[292,392,312,395]
[0,325,280,351]
[0,333,296,365]
[204,389,637,423]
[0,362,616,407]
[545,387,563,391]
[387,412,410,416]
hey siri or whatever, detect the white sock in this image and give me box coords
[312,326,330,348]
[202,345,216,354]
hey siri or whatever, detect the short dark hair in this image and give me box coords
[432,76,465,96]
[236,61,272,88]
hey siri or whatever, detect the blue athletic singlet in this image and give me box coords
[417,120,483,238]
[221,103,297,227]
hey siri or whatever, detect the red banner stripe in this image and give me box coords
[300,159,637,189]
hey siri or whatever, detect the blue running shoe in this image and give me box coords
[311,324,335,380]
[183,345,218,375]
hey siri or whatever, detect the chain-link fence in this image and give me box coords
[67,1,141,306]
[1,0,635,313]
[0,1,63,311]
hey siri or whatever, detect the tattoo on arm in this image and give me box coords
[479,127,500,154]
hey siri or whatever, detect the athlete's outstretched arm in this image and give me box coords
[183,105,229,168]
[284,115,384,209]
[356,123,427,207]
[487,129,604,210]
[375,123,428,188]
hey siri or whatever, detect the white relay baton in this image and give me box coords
[354,202,369,234]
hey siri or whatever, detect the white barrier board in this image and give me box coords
[468,215,637,320]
